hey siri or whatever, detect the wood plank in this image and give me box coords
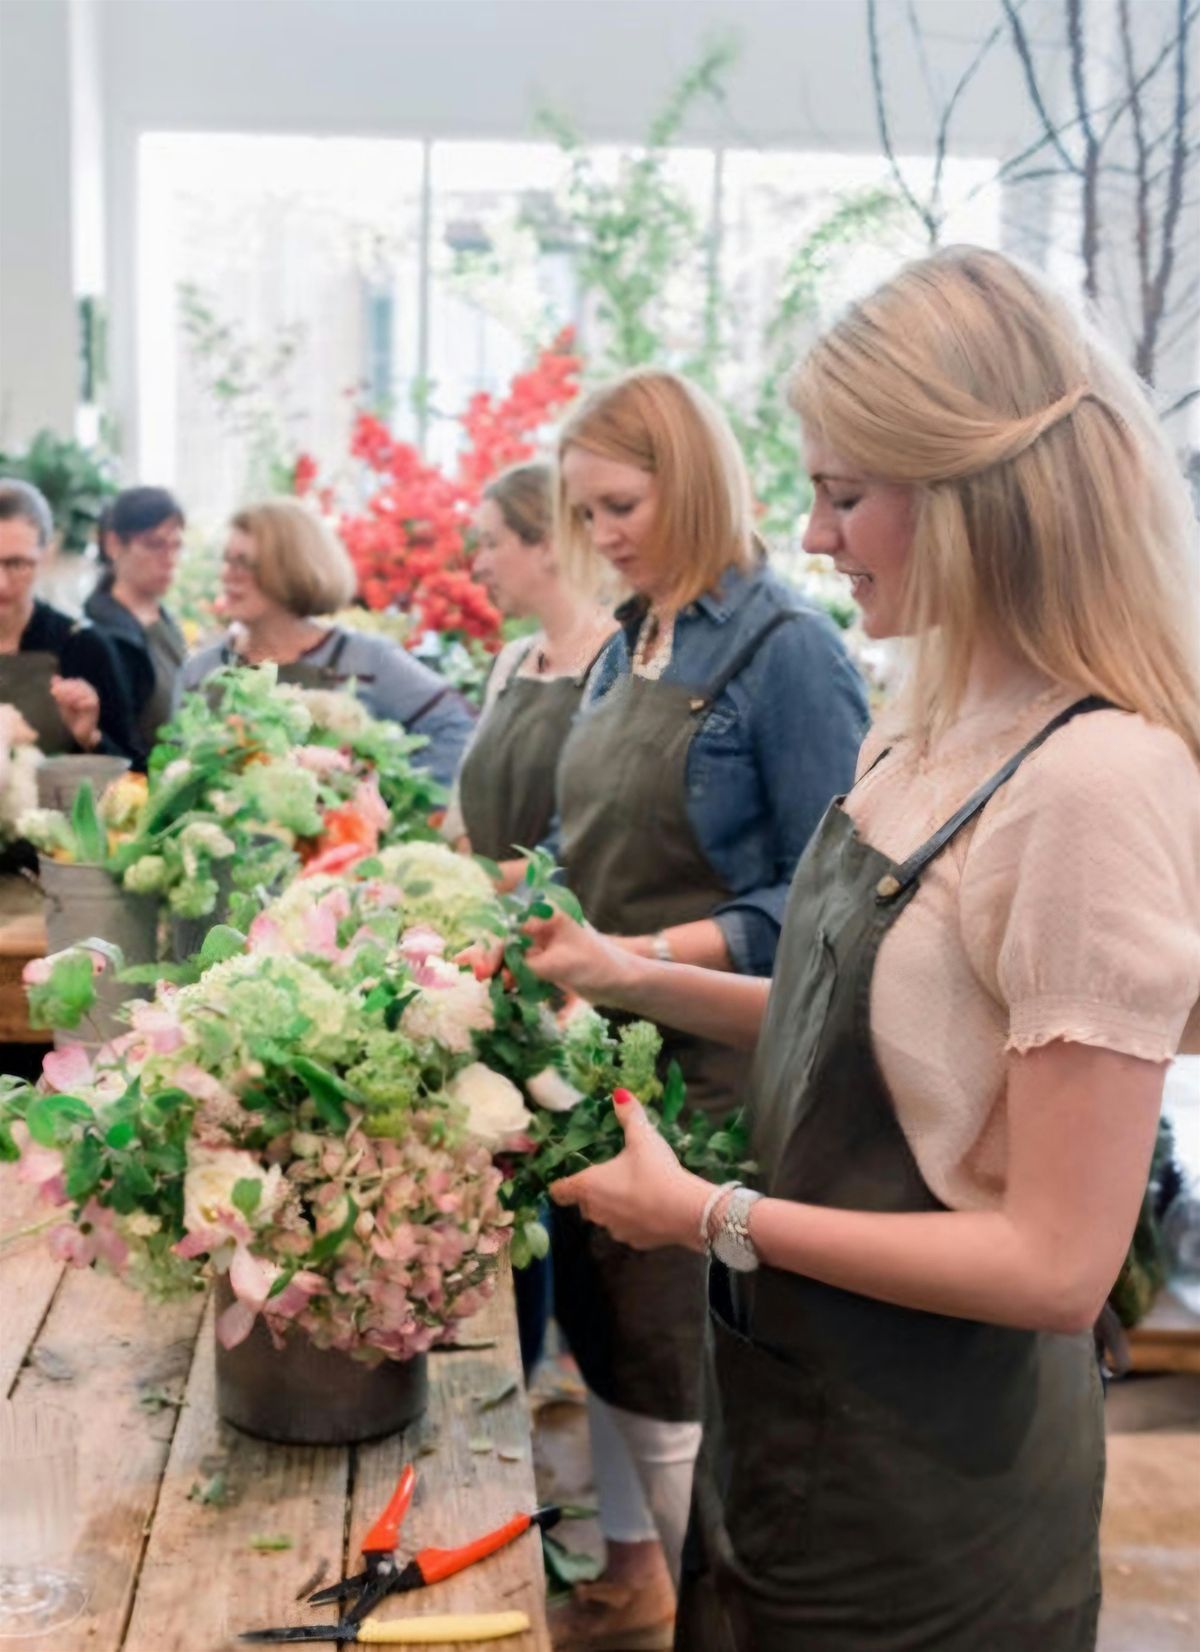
[8,1264,205,1652]
[124,1297,351,1652]
[349,1271,551,1652]
[0,1169,65,1394]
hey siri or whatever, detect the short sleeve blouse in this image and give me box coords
[845,684,1200,1211]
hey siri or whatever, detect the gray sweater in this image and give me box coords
[178,627,475,788]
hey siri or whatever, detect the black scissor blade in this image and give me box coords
[307,1567,373,1607]
[343,1562,423,1625]
[240,1626,353,1644]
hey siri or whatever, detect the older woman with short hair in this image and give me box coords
[179,499,473,785]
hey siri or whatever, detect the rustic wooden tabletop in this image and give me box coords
[0,1171,551,1652]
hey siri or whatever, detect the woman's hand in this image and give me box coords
[550,1091,710,1251]
[523,909,632,1003]
[50,676,101,749]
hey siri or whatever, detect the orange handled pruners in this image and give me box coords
[240,1465,561,1640]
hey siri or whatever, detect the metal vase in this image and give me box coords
[213,1279,428,1445]
[37,860,157,1047]
[35,755,131,814]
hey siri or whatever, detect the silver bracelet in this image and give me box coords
[698,1180,741,1247]
[652,930,674,963]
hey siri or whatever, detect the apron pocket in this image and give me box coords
[709,1303,826,1591]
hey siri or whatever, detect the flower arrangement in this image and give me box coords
[294,330,581,641]
[0,842,751,1357]
[18,666,444,920]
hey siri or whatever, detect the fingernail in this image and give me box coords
[612,1088,634,1108]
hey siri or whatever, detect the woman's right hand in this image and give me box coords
[523,909,630,1003]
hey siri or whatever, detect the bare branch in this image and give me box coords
[1118,0,1153,368]
[1141,0,1193,382]
[866,0,939,244]
[1161,386,1200,419]
[1000,0,1081,176]
[1098,1,1200,144]
[1067,0,1103,299]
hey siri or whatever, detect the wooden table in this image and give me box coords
[0,1172,550,1652]
[0,875,46,1042]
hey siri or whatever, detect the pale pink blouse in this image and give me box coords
[844,682,1200,1212]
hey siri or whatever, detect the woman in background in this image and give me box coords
[445,460,615,1383]
[86,485,187,763]
[179,499,473,787]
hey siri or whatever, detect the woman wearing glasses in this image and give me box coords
[179,499,473,786]
[85,486,188,763]
[0,480,139,762]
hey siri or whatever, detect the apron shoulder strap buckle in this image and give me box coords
[875,873,902,902]
[689,695,708,713]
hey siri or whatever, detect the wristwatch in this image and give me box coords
[708,1185,764,1273]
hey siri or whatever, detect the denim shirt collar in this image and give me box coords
[614,562,761,644]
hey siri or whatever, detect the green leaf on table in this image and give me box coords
[250,1534,293,1553]
[541,1533,602,1592]
[475,1377,518,1412]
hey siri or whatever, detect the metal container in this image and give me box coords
[37,860,157,1047]
[213,1279,428,1445]
[35,756,130,814]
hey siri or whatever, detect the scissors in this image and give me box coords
[240,1465,561,1642]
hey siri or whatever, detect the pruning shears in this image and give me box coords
[239,1465,561,1644]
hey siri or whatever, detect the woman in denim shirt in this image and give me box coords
[528,371,866,1651]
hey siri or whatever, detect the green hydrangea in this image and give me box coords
[176,954,358,1073]
[234,761,323,838]
[167,876,220,918]
[123,854,170,894]
[345,1029,424,1115]
[376,841,501,950]
[617,1021,664,1103]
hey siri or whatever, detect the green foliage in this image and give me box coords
[0,429,117,555]
[534,38,737,377]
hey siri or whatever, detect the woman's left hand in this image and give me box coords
[50,675,101,749]
[550,1091,710,1251]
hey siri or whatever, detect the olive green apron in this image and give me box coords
[555,611,796,1420]
[677,697,1108,1651]
[457,642,596,862]
[0,652,73,754]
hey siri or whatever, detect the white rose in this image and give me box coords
[526,1067,583,1113]
[449,1063,532,1150]
[183,1145,282,1235]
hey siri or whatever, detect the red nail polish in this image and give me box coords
[613,1088,634,1108]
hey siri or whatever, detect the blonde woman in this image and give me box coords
[526,247,1200,1650]
[530,371,867,1649]
[179,499,473,785]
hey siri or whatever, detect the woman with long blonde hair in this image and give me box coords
[528,369,866,1649]
[526,247,1200,1649]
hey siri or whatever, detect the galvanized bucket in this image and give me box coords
[35,756,131,814]
[213,1279,428,1445]
[38,860,158,1047]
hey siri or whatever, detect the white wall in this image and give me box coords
[0,0,77,446]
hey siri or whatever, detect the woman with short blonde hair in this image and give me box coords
[179,498,473,786]
[532,368,866,1648]
[526,247,1200,1650]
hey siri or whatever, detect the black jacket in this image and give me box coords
[21,600,141,764]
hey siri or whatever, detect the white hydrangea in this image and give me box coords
[279,685,371,740]
[179,821,236,878]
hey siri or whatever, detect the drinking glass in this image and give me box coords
[0,1401,86,1636]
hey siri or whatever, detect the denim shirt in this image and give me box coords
[560,564,868,977]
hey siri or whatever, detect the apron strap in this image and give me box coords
[496,638,539,698]
[878,694,1113,903]
[689,608,799,713]
[575,632,617,688]
[322,627,350,674]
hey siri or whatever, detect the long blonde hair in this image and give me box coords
[557,369,759,606]
[790,245,1200,761]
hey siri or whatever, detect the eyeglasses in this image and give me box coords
[221,553,258,575]
[0,558,38,577]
